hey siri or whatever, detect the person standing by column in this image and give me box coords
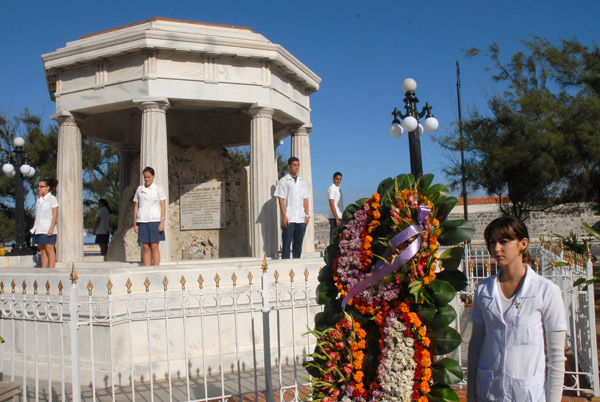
[93,198,111,259]
[31,178,59,268]
[274,157,309,259]
[133,167,166,266]
[327,171,343,243]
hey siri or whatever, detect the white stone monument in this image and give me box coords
[41,17,321,263]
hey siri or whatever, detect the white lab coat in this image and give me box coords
[471,265,566,401]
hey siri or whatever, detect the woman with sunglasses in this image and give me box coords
[30,178,59,268]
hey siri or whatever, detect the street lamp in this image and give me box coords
[2,136,37,255]
[389,78,439,177]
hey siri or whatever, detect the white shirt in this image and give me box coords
[327,183,343,219]
[274,174,308,223]
[95,206,110,235]
[30,193,59,235]
[133,183,166,223]
[471,265,566,401]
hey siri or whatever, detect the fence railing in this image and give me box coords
[0,244,598,401]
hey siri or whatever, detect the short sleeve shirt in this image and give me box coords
[274,174,309,223]
[133,183,167,223]
[327,183,343,219]
[95,207,110,235]
[30,193,59,234]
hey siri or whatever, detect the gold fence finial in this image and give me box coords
[34,280,38,295]
[87,280,93,296]
[126,278,133,293]
[180,276,186,290]
[107,279,113,295]
[261,255,268,273]
[58,281,63,296]
[214,274,221,288]
[248,272,253,286]
[0,280,4,294]
[198,274,204,289]
[11,280,16,294]
[289,269,295,282]
[304,268,309,281]
[144,277,151,292]
[22,280,27,294]
[162,276,169,291]
[231,273,237,287]
[274,270,279,283]
[70,264,78,284]
[46,281,50,295]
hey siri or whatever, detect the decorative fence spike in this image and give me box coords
[1,280,4,294]
[144,277,151,292]
[162,276,168,291]
[214,274,220,288]
[551,259,556,270]
[180,276,186,290]
[70,263,78,284]
[274,270,279,283]
[289,269,295,282]
[34,280,38,295]
[22,280,27,294]
[45,281,50,295]
[248,272,253,286]
[261,255,268,273]
[198,275,204,289]
[87,281,93,296]
[231,273,237,286]
[126,278,132,294]
[304,268,309,281]
[58,281,63,296]
[11,280,16,294]
[107,279,113,295]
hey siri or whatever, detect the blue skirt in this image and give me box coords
[137,222,165,244]
[32,234,56,245]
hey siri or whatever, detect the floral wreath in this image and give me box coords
[304,174,474,402]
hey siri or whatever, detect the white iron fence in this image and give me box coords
[0,244,598,401]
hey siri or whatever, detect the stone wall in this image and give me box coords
[448,202,599,243]
[313,202,599,247]
[108,141,249,261]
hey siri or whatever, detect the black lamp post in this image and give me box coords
[2,137,36,255]
[389,78,439,177]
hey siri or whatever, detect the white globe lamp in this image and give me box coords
[13,137,25,147]
[2,163,15,176]
[423,117,439,132]
[389,122,404,138]
[402,116,418,132]
[402,78,417,93]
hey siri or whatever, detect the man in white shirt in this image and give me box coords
[327,172,343,243]
[274,157,309,259]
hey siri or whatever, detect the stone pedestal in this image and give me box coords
[137,98,171,262]
[53,111,84,263]
[248,106,278,258]
[291,126,315,254]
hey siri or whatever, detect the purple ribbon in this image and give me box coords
[341,205,431,309]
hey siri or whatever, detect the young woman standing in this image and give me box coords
[30,178,59,268]
[133,167,166,266]
[467,216,566,401]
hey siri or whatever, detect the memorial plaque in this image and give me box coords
[180,181,226,230]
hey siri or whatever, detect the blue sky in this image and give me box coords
[1,0,598,215]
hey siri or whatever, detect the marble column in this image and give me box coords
[291,125,315,254]
[117,144,139,212]
[52,111,84,263]
[248,105,278,258]
[136,98,171,263]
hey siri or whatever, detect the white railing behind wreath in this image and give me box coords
[0,259,322,402]
[460,243,600,397]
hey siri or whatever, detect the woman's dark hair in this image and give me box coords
[98,198,110,213]
[143,166,155,176]
[484,216,531,263]
[40,178,58,191]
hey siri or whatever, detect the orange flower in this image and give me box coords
[372,193,381,202]
[421,357,431,367]
[423,276,431,285]
[399,302,410,313]
[418,327,427,337]
[353,371,364,383]
[407,312,422,328]
[420,381,431,393]
[418,397,428,402]
[422,368,432,382]
[372,210,381,220]
[432,218,440,226]
[422,336,431,347]
[371,202,380,210]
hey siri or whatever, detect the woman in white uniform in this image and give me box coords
[467,217,566,401]
[133,166,166,266]
[30,178,59,268]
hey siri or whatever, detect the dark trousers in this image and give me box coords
[281,222,306,259]
[329,218,339,243]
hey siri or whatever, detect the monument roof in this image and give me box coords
[42,17,320,91]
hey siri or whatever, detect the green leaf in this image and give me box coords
[426,183,450,205]
[418,173,435,193]
[428,326,462,355]
[430,304,457,330]
[413,304,438,326]
[438,246,465,271]
[582,223,600,240]
[316,282,338,305]
[435,270,468,292]
[318,264,334,283]
[428,280,456,307]
[436,197,458,222]
[431,358,464,385]
[438,219,475,246]
[342,204,359,224]
[376,177,394,196]
[426,383,460,402]
[324,245,338,268]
